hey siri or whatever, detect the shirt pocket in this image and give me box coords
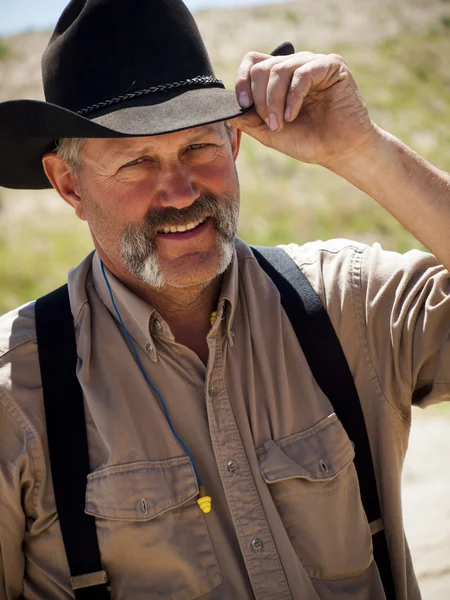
[257,413,373,581]
[85,456,222,600]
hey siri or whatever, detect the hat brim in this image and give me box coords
[0,87,249,190]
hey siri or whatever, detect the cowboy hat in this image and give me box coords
[0,0,293,190]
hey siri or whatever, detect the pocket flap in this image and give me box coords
[258,413,355,483]
[85,456,199,521]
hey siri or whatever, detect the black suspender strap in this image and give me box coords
[251,246,396,600]
[35,285,111,600]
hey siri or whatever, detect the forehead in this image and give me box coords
[85,123,226,158]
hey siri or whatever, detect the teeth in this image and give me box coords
[157,217,206,234]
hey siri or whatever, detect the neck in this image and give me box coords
[100,254,223,364]
[142,277,224,365]
[145,276,223,331]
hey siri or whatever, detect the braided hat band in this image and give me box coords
[76,76,225,117]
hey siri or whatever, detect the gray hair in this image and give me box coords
[55,137,87,172]
[55,121,233,173]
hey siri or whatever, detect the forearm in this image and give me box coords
[324,126,450,271]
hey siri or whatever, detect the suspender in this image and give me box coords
[35,286,111,599]
[251,246,396,599]
[34,248,396,599]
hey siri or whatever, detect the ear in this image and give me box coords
[232,126,242,160]
[42,153,86,221]
[224,122,242,161]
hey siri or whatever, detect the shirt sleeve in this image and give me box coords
[0,397,29,600]
[360,243,450,410]
[282,239,450,419]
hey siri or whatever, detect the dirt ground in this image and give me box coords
[402,406,450,599]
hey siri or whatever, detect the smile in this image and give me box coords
[155,217,210,240]
[156,217,207,235]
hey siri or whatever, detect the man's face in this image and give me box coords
[75,123,241,289]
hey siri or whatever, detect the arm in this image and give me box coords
[0,401,28,599]
[324,127,450,271]
[233,50,450,269]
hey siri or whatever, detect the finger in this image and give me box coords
[284,55,346,122]
[266,55,316,132]
[235,51,271,108]
[235,51,313,110]
[249,57,280,126]
[284,66,313,123]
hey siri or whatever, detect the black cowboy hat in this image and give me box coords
[0,0,294,190]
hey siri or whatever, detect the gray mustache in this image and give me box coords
[142,195,218,231]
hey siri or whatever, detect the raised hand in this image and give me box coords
[233,51,379,168]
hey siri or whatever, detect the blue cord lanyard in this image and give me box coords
[100,260,203,486]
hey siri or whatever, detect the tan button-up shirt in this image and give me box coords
[0,238,449,600]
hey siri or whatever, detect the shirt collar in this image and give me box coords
[92,253,160,362]
[215,241,239,345]
[91,240,244,357]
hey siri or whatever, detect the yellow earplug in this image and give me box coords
[210,311,217,326]
[197,485,212,514]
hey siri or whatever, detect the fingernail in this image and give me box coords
[268,113,279,132]
[239,92,251,108]
[284,106,291,122]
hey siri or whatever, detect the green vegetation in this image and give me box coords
[0,199,93,314]
[284,9,301,24]
[1,10,450,314]
[416,402,450,418]
[238,24,450,252]
[0,40,9,59]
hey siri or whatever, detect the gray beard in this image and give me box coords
[121,192,239,289]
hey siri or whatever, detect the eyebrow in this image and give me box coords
[107,125,222,162]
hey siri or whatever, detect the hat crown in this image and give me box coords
[42,0,216,113]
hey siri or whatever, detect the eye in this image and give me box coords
[122,156,148,168]
[189,143,212,150]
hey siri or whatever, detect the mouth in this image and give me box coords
[155,216,211,240]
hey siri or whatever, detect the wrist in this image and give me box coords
[321,125,391,174]
[320,126,399,196]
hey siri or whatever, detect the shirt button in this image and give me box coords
[251,537,263,554]
[154,319,161,331]
[230,330,235,338]
[146,343,153,353]
[208,385,214,396]
[227,460,237,475]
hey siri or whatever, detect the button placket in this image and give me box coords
[227,326,235,347]
[204,336,292,600]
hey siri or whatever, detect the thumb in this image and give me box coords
[232,108,267,137]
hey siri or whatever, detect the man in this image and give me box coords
[0,0,449,598]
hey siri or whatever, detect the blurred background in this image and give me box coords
[0,0,449,597]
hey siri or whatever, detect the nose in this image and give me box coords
[154,163,199,209]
